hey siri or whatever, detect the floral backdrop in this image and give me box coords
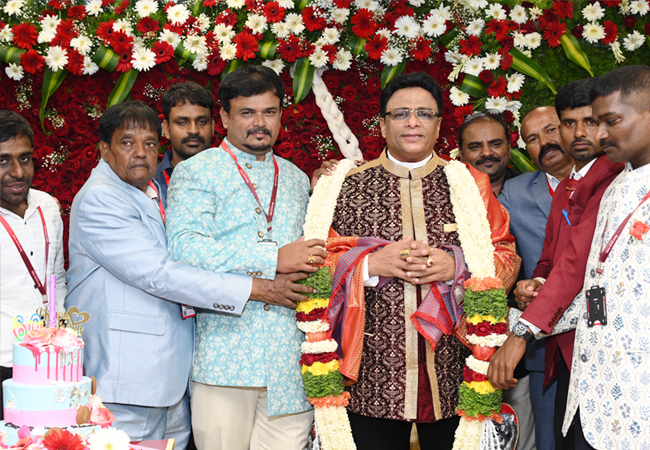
[1,0,650,260]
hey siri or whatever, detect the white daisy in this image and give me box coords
[376,28,391,40]
[45,46,68,72]
[113,19,133,36]
[510,5,528,24]
[41,15,61,34]
[331,8,350,25]
[0,26,13,43]
[321,27,340,45]
[271,22,290,39]
[3,0,24,16]
[486,97,507,113]
[131,47,156,71]
[463,57,484,76]
[422,14,446,38]
[356,0,379,11]
[285,13,305,34]
[192,53,208,71]
[623,30,645,51]
[529,6,543,18]
[506,100,522,113]
[262,59,284,74]
[487,3,506,20]
[185,35,207,54]
[408,0,425,6]
[513,31,527,49]
[220,42,237,60]
[465,18,485,37]
[5,63,23,81]
[380,47,403,66]
[431,5,451,21]
[38,30,56,44]
[71,35,93,55]
[134,0,158,17]
[83,56,100,75]
[466,0,488,9]
[394,16,420,39]
[449,87,470,106]
[582,2,605,21]
[444,49,464,65]
[85,0,103,16]
[167,4,190,25]
[583,23,605,44]
[309,49,329,68]
[526,32,542,50]
[507,73,525,93]
[225,0,245,8]
[277,0,293,6]
[630,0,650,15]
[214,24,235,43]
[159,29,181,48]
[333,49,352,71]
[483,53,501,70]
[87,428,130,450]
[245,14,267,34]
[197,14,211,32]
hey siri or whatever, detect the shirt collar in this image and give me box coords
[222,138,274,163]
[545,172,560,192]
[386,150,432,170]
[0,190,37,219]
[160,149,174,172]
[570,157,597,180]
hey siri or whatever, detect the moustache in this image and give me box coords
[475,155,502,166]
[538,143,563,162]
[600,138,616,149]
[246,126,272,138]
[571,138,594,148]
[181,134,205,144]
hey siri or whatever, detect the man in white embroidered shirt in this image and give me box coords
[0,110,66,419]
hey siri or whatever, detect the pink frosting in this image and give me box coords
[50,328,82,351]
[4,405,88,428]
[21,328,53,348]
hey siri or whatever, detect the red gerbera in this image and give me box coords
[603,21,618,45]
[264,1,285,23]
[116,51,132,72]
[20,49,45,74]
[320,44,337,63]
[215,10,237,27]
[478,69,493,85]
[152,41,174,63]
[51,19,77,47]
[410,36,432,61]
[96,20,115,44]
[333,0,352,7]
[603,0,622,7]
[163,22,184,35]
[12,23,38,49]
[43,429,85,450]
[137,17,159,34]
[67,5,87,20]
[485,19,509,41]
[114,0,130,15]
[382,11,397,30]
[459,35,482,56]
[203,0,216,6]
[277,35,302,62]
[552,0,573,19]
[500,36,514,52]
[101,0,115,6]
[108,30,134,53]
[232,31,258,61]
[572,25,584,38]
[487,76,508,97]
[206,47,226,76]
[539,9,558,28]
[350,9,377,39]
[453,104,474,126]
[544,21,566,48]
[48,0,70,9]
[394,4,415,18]
[302,7,326,31]
[364,34,388,60]
[65,48,84,76]
[499,52,513,70]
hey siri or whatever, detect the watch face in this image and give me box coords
[513,323,526,337]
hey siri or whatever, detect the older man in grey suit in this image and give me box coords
[498,106,573,450]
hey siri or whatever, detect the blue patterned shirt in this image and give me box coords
[166,139,312,416]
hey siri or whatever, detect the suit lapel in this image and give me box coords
[532,170,552,218]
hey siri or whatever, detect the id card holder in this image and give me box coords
[586,285,607,327]
[181,304,196,319]
[258,239,278,246]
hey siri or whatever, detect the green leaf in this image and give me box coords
[459,73,485,98]
[39,68,68,130]
[174,41,196,63]
[0,46,25,64]
[510,148,537,173]
[222,59,243,79]
[509,47,557,94]
[381,59,407,89]
[297,266,332,299]
[92,45,119,72]
[349,35,367,57]
[257,40,277,59]
[192,0,206,16]
[295,0,310,9]
[439,27,459,48]
[107,69,138,107]
[293,57,315,104]
[560,31,593,77]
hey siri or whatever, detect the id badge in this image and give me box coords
[258,239,277,246]
[181,304,196,319]
[586,285,607,327]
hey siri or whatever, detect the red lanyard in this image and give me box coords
[163,170,171,187]
[0,206,50,301]
[147,181,166,225]
[597,189,650,272]
[221,141,279,236]
[546,176,555,197]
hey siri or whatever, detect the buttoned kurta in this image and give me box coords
[166,139,312,416]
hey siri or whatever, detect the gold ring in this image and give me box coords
[426,257,434,267]
[307,256,316,265]
[400,249,410,259]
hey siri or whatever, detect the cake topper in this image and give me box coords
[13,306,91,342]
[12,314,44,342]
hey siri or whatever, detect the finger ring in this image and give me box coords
[307,256,316,264]
[519,302,525,308]
[426,257,434,267]
[400,249,410,259]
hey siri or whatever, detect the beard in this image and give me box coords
[243,126,273,153]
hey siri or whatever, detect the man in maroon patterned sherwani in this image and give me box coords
[329,72,519,450]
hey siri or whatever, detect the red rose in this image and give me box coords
[463,365,488,383]
[478,70,494,85]
[624,15,637,28]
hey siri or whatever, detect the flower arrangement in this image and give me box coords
[0,426,131,450]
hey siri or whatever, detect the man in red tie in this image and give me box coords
[488,77,624,449]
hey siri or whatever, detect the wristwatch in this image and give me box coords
[512,321,535,343]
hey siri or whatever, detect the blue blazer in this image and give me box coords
[65,160,251,407]
[498,170,552,372]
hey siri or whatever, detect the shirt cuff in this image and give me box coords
[533,277,546,284]
[363,255,379,287]
[519,318,542,336]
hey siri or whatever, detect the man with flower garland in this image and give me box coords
[328,72,519,450]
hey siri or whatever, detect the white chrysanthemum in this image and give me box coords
[512,31,527,49]
[131,36,144,51]
[225,0,245,7]
[41,15,61,34]
[408,0,425,6]
[506,100,522,112]
[185,35,207,54]
[131,47,156,71]
[332,49,352,70]
[214,24,235,43]
[529,6,543,18]
[394,16,420,39]
[466,0,488,9]
[192,53,208,71]
[296,319,330,333]
[526,32,542,49]
[197,14,211,32]
[356,0,379,11]
[623,30,645,51]
[277,0,293,6]
[449,87,469,106]
[134,0,158,17]
[583,23,605,44]
[285,13,305,34]
[87,428,130,450]
[0,26,13,44]
[159,29,181,48]
[45,46,68,72]
[483,53,500,70]
[262,59,284,74]
[167,4,190,25]
[113,19,133,36]
[86,0,103,16]
[466,355,490,375]
[5,63,23,81]
[465,18,485,37]
[630,0,649,15]
[245,13,267,34]
[486,97,507,113]
[431,5,451,21]
[330,7,350,24]
[380,47,403,66]
[71,35,93,55]
[271,22,290,39]
[309,49,329,68]
[422,14,446,38]
[376,28,391,39]
[468,333,508,347]
[220,42,237,60]
[321,27,340,44]
[507,73,525,93]
[83,56,99,75]
[445,49,464,65]
[487,3,506,20]
[582,2,605,21]
[463,57,483,76]
[3,0,24,16]
[510,5,528,24]
[38,30,56,44]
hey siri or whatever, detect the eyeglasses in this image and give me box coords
[385,108,441,122]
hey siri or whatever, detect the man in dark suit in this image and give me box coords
[498,105,574,450]
[488,78,625,450]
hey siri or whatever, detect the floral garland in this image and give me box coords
[0,426,132,450]
[443,161,509,450]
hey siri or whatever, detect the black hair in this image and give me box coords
[98,101,162,144]
[380,72,443,118]
[0,110,34,147]
[218,65,285,114]
[161,81,215,121]
[590,65,650,108]
[555,77,597,119]
[457,112,510,150]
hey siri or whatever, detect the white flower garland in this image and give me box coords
[467,333,508,348]
[297,319,330,334]
[313,406,356,450]
[466,355,490,376]
[301,339,339,355]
